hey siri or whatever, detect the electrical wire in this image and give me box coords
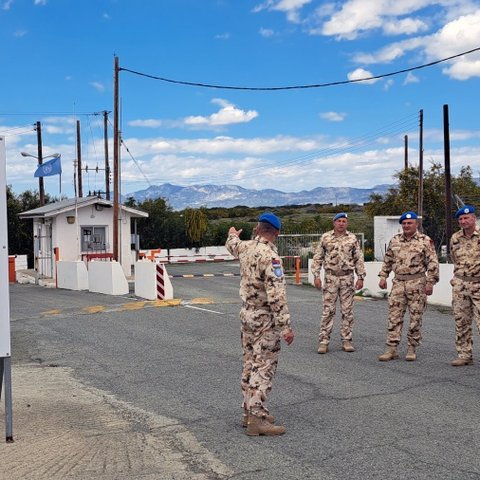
[119,47,480,91]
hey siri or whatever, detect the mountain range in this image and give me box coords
[123,183,392,210]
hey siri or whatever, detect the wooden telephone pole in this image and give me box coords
[113,56,120,262]
[417,110,424,230]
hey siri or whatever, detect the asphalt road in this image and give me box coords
[7,262,480,480]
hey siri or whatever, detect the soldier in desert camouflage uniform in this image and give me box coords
[312,212,366,354]
[450,205,480,366]
[225,212,294,436]
[378,211,439,362]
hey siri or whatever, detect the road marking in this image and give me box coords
[184,305,225,315]
[83,306,106,314]
[41,309,62,316]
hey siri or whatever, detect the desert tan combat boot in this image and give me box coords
[451,357,473,366]
[246,415,285,436]
[317,342,328,354]
[378,345,399,361]
[242,410,275,428]
[342,340,355,352]
[405,345,416,361]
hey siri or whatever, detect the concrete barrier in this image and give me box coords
[134,261,173,300]
[56,261,88,290]
[308,260,454,307]
[88,261,129,296]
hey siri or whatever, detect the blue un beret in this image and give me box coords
[399,211,418,223]
[258,212,281,230]
[333,212,348,221]
[455,205,476,219]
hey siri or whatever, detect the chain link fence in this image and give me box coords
[277,232,365,273]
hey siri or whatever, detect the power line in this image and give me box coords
[119,47,480,91]
[144,113,419,185]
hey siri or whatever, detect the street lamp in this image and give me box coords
[20,151,60,206]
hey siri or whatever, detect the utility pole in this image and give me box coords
[404,135,408,171]
[444,104,453,261]
[76,120,83,198]
[417,110,424,231]
[36,121,45,206]
[113,56,120,262]
[103,110,111,200]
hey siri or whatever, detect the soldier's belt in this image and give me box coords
[325,269,353,277]
[394,272,425,281]
[454,273,480,282]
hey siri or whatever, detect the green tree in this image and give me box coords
[364,163,480,249]
[184,207,208,246]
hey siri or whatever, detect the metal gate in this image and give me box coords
[277,232,365,273]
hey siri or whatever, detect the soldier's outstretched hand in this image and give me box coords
[228,227,242,237]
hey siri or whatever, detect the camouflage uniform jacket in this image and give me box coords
[379,231,439,284]
[450,225,480,277]
[225,234,291,335]
[311,230,366,280]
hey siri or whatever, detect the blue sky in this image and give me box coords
[1,0,480,200]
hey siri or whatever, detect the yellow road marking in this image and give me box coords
[153,299,182,307]
[191,297,214,305]
[83,305,106,314]
[41,309,62,316]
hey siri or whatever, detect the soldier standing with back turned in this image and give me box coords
[312,212,366,354]
[226,212,294,436]
[378,211,439,362]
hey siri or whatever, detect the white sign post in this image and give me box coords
[0,136,13,442]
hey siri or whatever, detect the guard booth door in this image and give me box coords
[34,221,53,278]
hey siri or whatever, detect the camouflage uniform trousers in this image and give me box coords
[385,277,427,347]
[319,273,355,344]
[240,306,281,418]
[451,278,480,359]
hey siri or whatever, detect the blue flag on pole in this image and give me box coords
[34,155,62,177]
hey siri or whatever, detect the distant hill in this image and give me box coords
[123,183,392,210]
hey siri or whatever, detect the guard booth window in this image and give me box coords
[81,226,107,253]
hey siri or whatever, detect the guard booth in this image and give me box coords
[19,196,148,279]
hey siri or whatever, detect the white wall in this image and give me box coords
[38,204,135,278]
[308,260,454,307]
[374,216,403,261]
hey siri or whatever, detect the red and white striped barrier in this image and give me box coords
[134,261,173,300]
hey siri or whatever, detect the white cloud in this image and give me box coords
[128,119,163,128]
[383,78,394,90]
[103,13,111,20]
[215,32,230,40]
[2,0,14,11]
[317,0,440,40]
[253,0,311,23]
[89,81,106,92]
[425,9,480,79]
[13,29,27,37]
[383,17,428,36]
[34,0,47,5]
[183,99,259,128]
[404,72,420,84]
[320,111,347,122]
[347,68,380,84]
[353,37,424,64]
[259,27,275,37]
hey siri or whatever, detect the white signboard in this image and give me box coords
[0,136,11,357]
